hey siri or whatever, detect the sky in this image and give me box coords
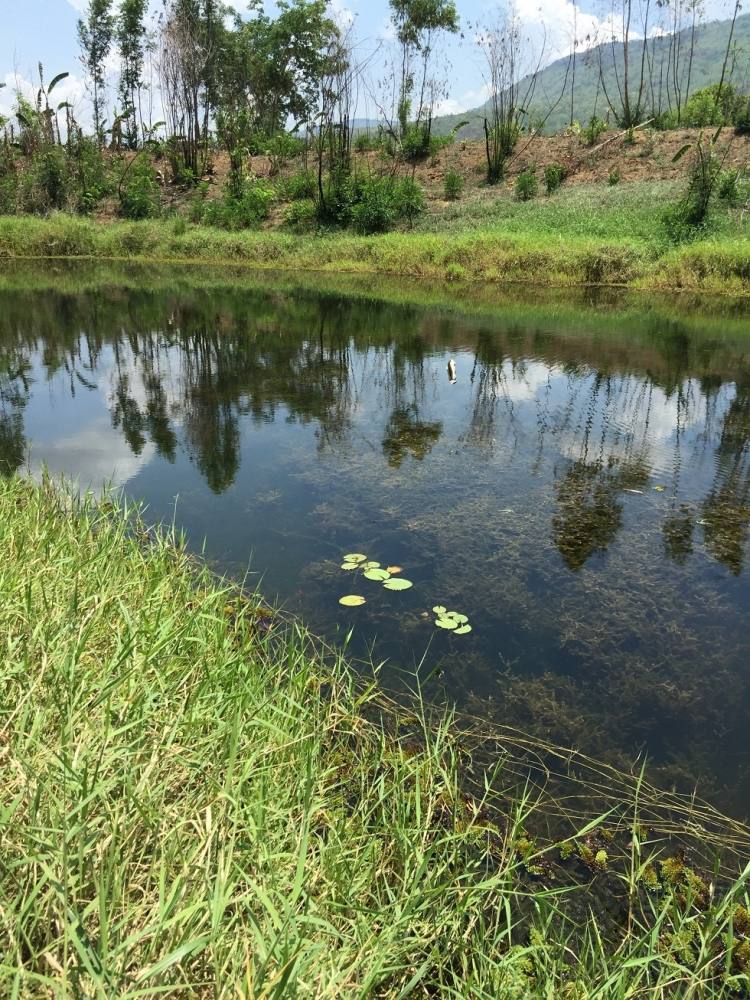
[0,0,737,126]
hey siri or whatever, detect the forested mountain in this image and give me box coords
[434,12,750,137]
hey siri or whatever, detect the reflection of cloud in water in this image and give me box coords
[498,361,559,402]
[28,417,155,489]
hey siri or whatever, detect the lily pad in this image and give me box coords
[341,562,359,570]
[364,568,391,581]
[362,561,381,570]
[445,612,468,624]
[339,595,366,607]
[343,553,367,564]
[383,578,413,591]
[454,624,472,635]
[432,605,447,614]
[435,617,458,630]
[653,485,666,492]
[386,566,403,574]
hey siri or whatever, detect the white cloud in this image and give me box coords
[0,70,87,121]
[433,84,490,116]
[29,418,156,490]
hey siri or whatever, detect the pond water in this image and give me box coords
[2,264,750,816]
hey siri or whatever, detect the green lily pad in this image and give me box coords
[343,553,367,564]
[362,561,381,570]
[435,617,458,629]
[432,605,446,614]
[364,568,391,581]
[446,612,468,624]
[339,595,366,607]
[383,578,413,591]
[454,624,472,635]
[341,562,359,570]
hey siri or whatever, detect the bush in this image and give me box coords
[354,131,379,153]
[717,169,741,206]
[734,95,750,135]
[119,156,161,220]
[201,180,274,230]
[284,198,317,232]
[443,168,464,200]
[265,132,304,175]
[609,167,621,186]
[70,138,112,214]
[581,116,608,147]
[350,177,396,234]
[544,163,566,195]
[393,175,425,224]
[280,169,317,201]
[515,168,538,201]
[683,84,737,128]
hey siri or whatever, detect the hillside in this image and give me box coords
[435,12,750,138]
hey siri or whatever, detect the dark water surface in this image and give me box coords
[3,264,750,814]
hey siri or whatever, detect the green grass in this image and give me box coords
[0,195,748,294]
[2,474,750,996]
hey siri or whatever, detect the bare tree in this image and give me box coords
[597,0,654,127]
[477,4,569,183]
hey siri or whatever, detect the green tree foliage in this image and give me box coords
[77,0,115,144]
[117,0,148,149]
[389,0,459,158]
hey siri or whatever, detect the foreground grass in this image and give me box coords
[1,475,750,997]
[0,209,748,294]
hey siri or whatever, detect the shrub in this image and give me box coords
[350,176,396,234]
[544,162,566,195]
[280,169,316,201]
[70,138,112,214]
[284,198,317,232]
[354,131,378,153]
[515,168,538,201]
[734,95,750,135]
[172,215,187,237]
[717,169,741,205]
[202,180,274,230]
[394,176,426,225]
[33,147,70,212]
[683,83,737,128]
[119,156,161,220]
[443,168,464,200]
[266,132,304,175]
[581,116,608,147]
[609,167,621,186]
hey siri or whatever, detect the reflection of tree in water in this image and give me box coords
[662,504,694,564]
[382,407,442,467]
[381,329,443,467]
[552,459,624,570]
[699,378,750,575]
[0,348,32,476]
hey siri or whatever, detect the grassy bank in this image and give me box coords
[0,212,748,295]
[1,475,750,996]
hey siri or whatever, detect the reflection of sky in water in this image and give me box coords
[3,284,750,815]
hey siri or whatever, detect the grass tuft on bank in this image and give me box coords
[1,475,750,997]
[0,211,748,294]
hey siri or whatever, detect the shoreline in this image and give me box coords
[1,214,749,296]
[2,473,750,993]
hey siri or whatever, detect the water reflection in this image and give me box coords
[2,276,750,813]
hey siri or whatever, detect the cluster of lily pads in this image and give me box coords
[431,606,472,635]
[339,553,413,607]
[338,553,472,636]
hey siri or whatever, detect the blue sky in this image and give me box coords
[1,0,735,125]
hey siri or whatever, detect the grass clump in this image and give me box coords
[515,168,539,201]
[443,168,464,200]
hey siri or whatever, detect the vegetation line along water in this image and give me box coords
[2,473,750,996]
[0,215,749,294]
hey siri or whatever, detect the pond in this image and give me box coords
[2,262,750,817]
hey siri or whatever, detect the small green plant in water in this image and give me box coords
[432,606,472,634]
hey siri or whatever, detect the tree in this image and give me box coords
[117,0,148,148]
[78,0,115,144]
[388,0,459,157]
[597,0,653,128]
[158,0,219,179]
[477,4,566,183]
